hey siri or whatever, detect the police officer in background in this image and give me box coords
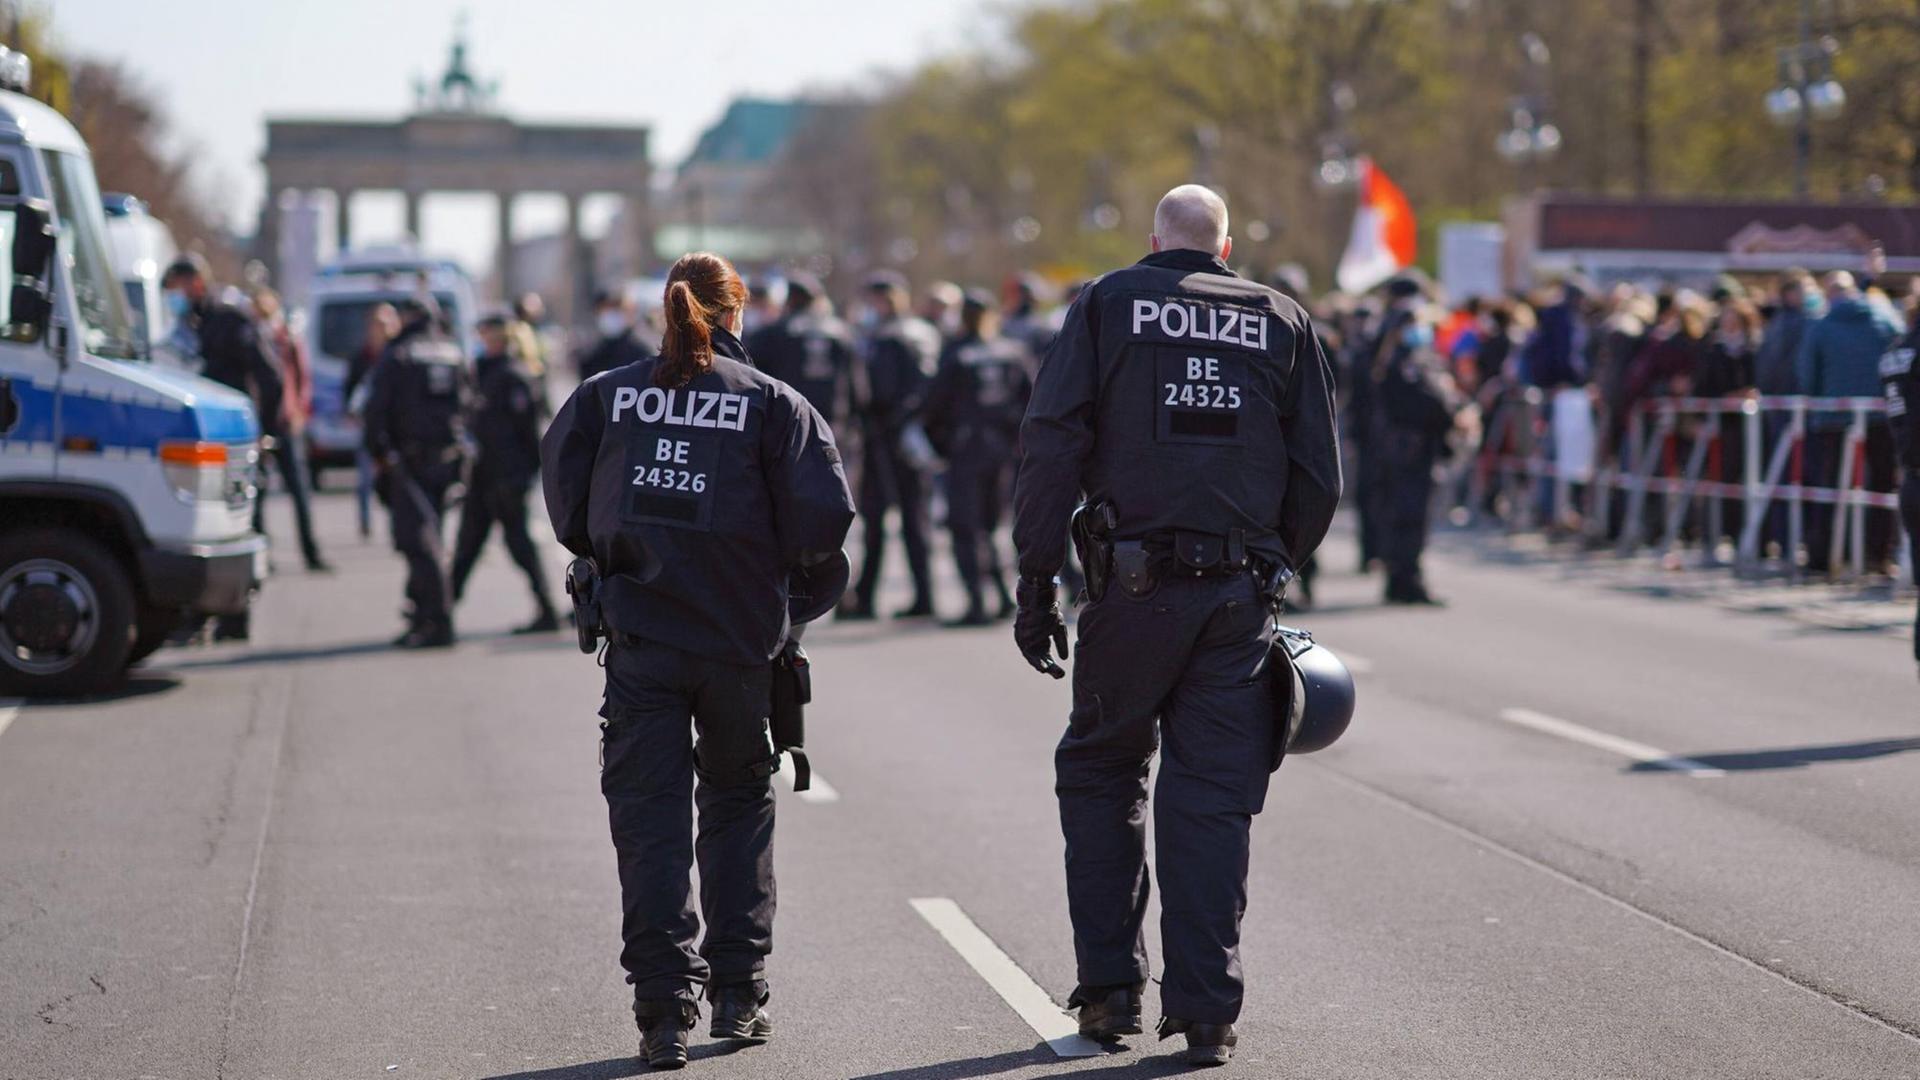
[541,252,855,1070]
[919,280,964,338]
[1011,185,1340,1065]
[1879,303,1920,680]
[577,289,653,382]
[925,290,1033,625]
[450,313,559,634]
[1371,307,1467,606]
[1003,271,1058,360]
[745,273,857,437]
[1349,275,1427,572]
[843,272,943,619]
[363,297,471,649]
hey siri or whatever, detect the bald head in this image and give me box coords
[1152,184,1231,258]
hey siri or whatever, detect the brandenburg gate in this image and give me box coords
[258,30,653,323]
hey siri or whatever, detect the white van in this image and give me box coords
[0,49,264,695]
[101,193,178,354]
[302,250,477,485]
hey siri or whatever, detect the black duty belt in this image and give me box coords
[1142,528,1252,579]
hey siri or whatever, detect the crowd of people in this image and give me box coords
[1304,263,1918,597]
[571,270,1064,629]
[163,239,1918,651]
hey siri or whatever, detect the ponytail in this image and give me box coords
[656,252,747,388]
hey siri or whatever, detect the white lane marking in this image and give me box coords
[1500,707,1725,777]
[1305,762,1920,1049]
[0,699,20,743]
[910,897,1104,1058]
[774,758,840,803]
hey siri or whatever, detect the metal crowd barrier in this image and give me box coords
[1476,390,1901,579]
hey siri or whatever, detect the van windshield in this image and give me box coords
[43,149,139,360]
[314,293,462,359]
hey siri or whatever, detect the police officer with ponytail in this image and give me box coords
[1011,185,1341,1065]
[541,253,855,1070]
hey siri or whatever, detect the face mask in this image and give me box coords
[597,311,629,339]
[1401,323,1434,350]
[165,290,191,319]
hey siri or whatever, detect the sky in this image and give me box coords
[48,0,986,272]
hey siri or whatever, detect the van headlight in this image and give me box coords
[160,440,256,506]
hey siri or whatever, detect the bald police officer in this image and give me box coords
[1012,185,1341,1065]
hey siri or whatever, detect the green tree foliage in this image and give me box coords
[861,0,1919,287]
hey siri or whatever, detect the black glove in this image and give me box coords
[1014,575,1069,679]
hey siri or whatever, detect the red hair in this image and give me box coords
[658,251,748,387]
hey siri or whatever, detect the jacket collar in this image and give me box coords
[1138,248,1235,277]
[712,324,750,364]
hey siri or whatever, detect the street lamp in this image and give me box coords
[1765,0,1844,197]
[1496,32,1561,189]
[1314,81,1361,193]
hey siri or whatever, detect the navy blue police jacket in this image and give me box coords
[363,318,471,464]
[541,327,856,665]
[746,311,858,432]
[923,331,1033,457]
[1881,324,1920,470]
[1012,248,1342,580]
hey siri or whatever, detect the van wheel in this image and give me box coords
[0,528,136,697]
[129,605,183,666]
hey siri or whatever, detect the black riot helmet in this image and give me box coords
[787,550,851,625]
[1268,625,1356,762]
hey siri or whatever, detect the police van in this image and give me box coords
[303,249,476,486]
[0,48,265,696]
[101,192,178,353]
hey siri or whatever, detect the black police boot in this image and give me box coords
[515,606,561,635]
[1072,984,1143,1042]
[1158,1017,1237,1066]
[837,596,876,621]
[892,597,936,619]
[708,984,773,1043]
[945,606,993,628]
[397,621,456,649]
[634,1000,697,1071]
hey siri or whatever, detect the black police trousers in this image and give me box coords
[254,423,323,567]
[449,474,553,612]
[1380,456,1437,598]
[1057,573,1275,1025]
[600,641,779,1008]
[386,458,458,630]
[948,439,1014,614]
[1901,473,1920,662]
[854,439,934,608]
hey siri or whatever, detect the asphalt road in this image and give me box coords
[3,484,1918,1080]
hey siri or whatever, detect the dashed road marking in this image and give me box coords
[774,759,840,803]
[1500,707,1725,777]
[909,897,1104,1058]
[0,699,20,744]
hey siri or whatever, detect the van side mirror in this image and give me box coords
[11,199,54,280]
